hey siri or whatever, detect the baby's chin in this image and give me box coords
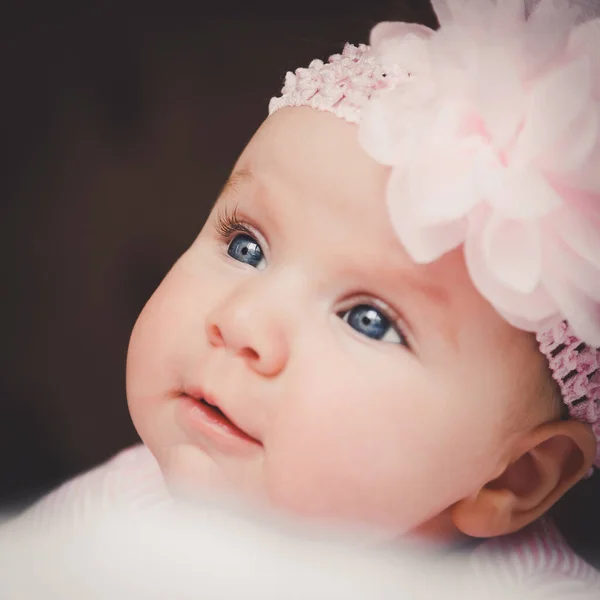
[154,443,263,510]
[156,444,231,497]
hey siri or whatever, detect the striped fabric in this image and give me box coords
[471,518,600,596]
[5,444,600,596]
[6,445,172,533]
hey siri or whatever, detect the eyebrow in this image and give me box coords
[219,168,254,199]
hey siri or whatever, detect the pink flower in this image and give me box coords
[358,0,600,346]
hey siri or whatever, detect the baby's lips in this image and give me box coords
[183,385,262,444]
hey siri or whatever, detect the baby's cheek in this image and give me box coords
[126,278,182,389]
[262,424,407,530]
[261,376,471,531]
[262,451,434,536]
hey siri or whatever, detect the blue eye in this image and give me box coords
[227,233,265,269]
[340,304,405,345]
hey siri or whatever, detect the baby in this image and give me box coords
[5,0,600,594]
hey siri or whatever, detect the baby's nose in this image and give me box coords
[205,279,290,377]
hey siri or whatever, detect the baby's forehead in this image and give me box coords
[241,108,391,217]
[228,109,472,296]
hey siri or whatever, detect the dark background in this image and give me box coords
[1,0,598,565]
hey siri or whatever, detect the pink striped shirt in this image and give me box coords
[8,444,600,596]
[468,517,600,597]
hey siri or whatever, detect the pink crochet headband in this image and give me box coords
[269,0,600,468]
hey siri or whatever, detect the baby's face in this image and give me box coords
[127,107,542,536]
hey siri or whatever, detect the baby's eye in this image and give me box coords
[227,233,265,269]
[340,304,406,345]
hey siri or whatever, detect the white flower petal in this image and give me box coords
[358,101,398,165]
[547,242,600,303]
[465,208,558,321]
[569,142,600,193]
[388,78,438,113]
[428,24,476,92]
[523,0,579,75]
[553,207,600,269]
[359,95,423,165]
[386,167,467,263]
[537,103,598,174]
[493,0,526,30]
[393,219,468,264]
[476,46,526,149]
[486,168,563,219]
[472,144,506,197]
[370,22,434,73]
[511,56,592,168]
[428,100,468,147]
[545,272,600,346]
[406,147,480,226]
[359,81,440,166]
[482,213,543,293]
[429,0,463,28]
[439,0,496,33]
[568,18,600,98]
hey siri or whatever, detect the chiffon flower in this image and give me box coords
[359,0,600,346]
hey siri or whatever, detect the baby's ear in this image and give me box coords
[450,420,597,538]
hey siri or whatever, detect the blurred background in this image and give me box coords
[2,0,436,508]
[1,0,597,564]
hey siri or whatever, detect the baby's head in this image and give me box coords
[126,0,600,542]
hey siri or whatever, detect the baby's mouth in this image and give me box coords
[183,392,260,445]
[198,397,226,418]
[195,396,233,427]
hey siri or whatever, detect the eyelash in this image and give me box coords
[214,206,255,240]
